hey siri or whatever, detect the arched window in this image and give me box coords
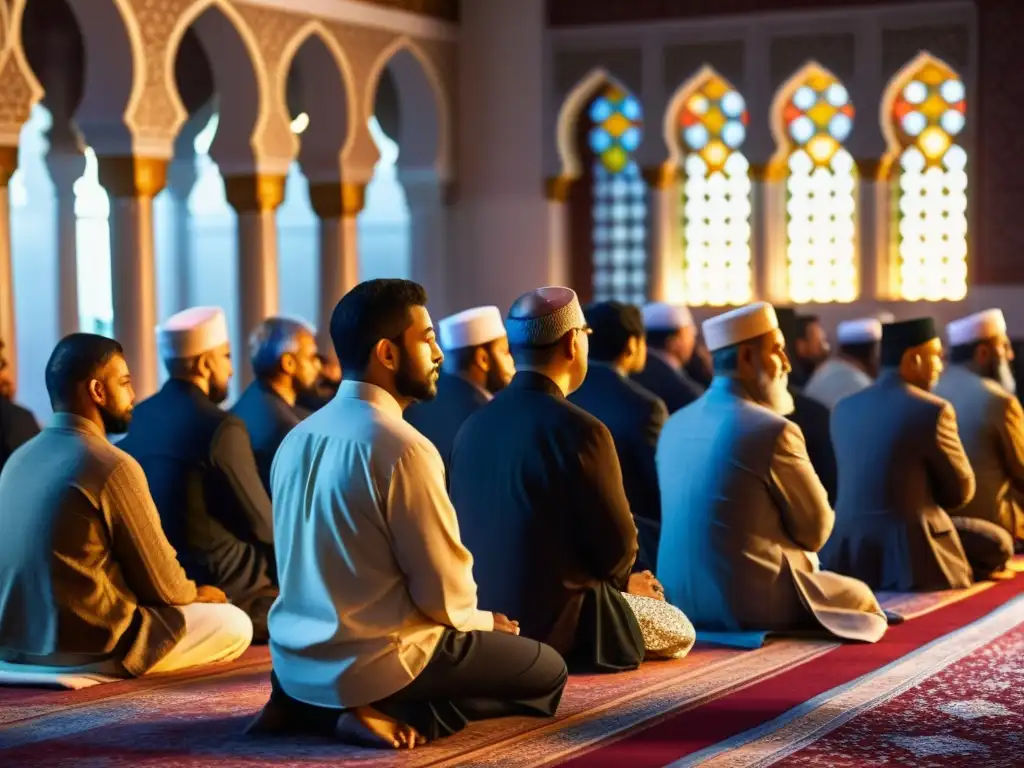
[884,55,967,301]
[582,83,648,304]
[673,69,752,306]
[775,65,858,303]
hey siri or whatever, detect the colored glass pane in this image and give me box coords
[586,83,645,176]
[675,71,752,306]
[889,56,968,301]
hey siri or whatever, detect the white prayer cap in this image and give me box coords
[642,302,694,331]
[837,318,883,345]
[702,302,779,352]
[877,311,896,324]
[157,306,230,360]
[439,306,506,350]
[947,309,1008,347]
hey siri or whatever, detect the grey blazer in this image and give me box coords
[825,370,975,590]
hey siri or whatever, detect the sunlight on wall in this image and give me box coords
[359,116,411,281]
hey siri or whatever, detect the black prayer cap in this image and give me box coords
[881,317,938,366]
[774,306,798,349]
[584,301,645,362]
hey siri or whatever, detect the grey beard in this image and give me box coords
[997,360,1017,395]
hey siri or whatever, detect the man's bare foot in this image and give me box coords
[336,706,424,749]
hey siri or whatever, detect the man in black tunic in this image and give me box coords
[569,301,667,568]
[405,306,514,470]
[632,303,704,414]
[119,307,276,641]
[232,317,321,495]
[0,338,39,475]
[449,287,661,673]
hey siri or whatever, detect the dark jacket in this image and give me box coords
[632,354,703,415]
[118,379,276,602]
[0,398,39,475]
[788,390,838,506]
[448,371,643,672]
[405,372,490,473]
[231,381,303,496]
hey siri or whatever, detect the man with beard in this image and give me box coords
[0,337,39,475]
[296,353,341,412]
[405,306,515,471]
[0,334,252,681]
[449,287,661,674]
[232,317,321,495]
[790,314,831,389]
[804,318,882,409]
[826,318,1011,588]
[250,279,566,749]
[632,303,704,414]
[657,303,886,642]
[934,310,1022,553]
[569,301,667,568]
[119,307,276,642]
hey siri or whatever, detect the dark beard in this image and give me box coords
[395,351,437,402]
[484,363,509,395]
[100,406,132,435]
[208,381,229,405]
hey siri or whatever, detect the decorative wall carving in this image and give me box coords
[664,41,745,95]
[770,34,856,90]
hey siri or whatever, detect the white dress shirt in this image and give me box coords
[268,381,493,708]
[803,357,873,409]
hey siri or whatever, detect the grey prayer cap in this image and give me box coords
[506,286,586,347]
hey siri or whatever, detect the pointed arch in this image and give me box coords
[666,66,753,306]
[880,51,967,302]
[556,67,614,180]
[4,0,44,138]
[770,60,858,304]
[365,36,450,177]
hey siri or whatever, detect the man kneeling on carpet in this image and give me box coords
[0,334,252,681]
[249,280,567,749]
[657,303,888,643]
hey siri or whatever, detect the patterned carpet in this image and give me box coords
[0,572,1021,767]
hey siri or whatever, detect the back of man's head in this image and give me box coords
[585,301,644,363]
[330,279,428,376]
[45,333,124,411]
[249,317,314,380]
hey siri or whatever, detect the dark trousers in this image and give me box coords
[235,588,277,644]
[952,516,1014,578]
[265,628,567,741]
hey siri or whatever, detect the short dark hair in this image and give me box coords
[511,342,564,369]
[445,340,500,373]
[646,329,679,351]
[949,340,984,364]
[795,315,820,341]
[840,341,879,368]
[329,279,428,373]
[585,301,645,362]
[45,333,124,409]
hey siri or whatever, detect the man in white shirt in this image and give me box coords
[804,318,882,409]
[250,279,567,749]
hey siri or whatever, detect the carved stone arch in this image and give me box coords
[166,0,268,173]
[279,21,355,181]
[1,0,45,146]
[556,67,640,181]
[365,36,449,179]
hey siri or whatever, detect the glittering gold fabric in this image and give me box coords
[622,593,697,660]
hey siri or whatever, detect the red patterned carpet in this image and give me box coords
[1,573,1021,767]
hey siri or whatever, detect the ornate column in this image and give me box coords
[308,180,365,353]
[96,156,168,398]
[750,163,788,304]
[401,170,451,316]
[643,164,681,302]
[544,176,573,287]
[45,144,86,339]
[166,155,198,314]
[856,158,888,300]
[0,147,16,380]
[224,173,285,387]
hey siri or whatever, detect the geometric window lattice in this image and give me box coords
[782,67,858,303]
[890,58,967,301]
[677,71,753,306]
[588,83,648,303]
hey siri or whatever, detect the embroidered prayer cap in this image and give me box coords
[506,286,586,347]
[439,306,506,351]
[947,309,1007,347]
[642,302,693,332]
[880,317,938,366]
[157,306,230,360]
[837,318,883,345]
[702,302,779,353]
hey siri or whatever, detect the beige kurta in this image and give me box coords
[656,378,886,643]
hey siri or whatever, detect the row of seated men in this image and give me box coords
[0,280,1018,749]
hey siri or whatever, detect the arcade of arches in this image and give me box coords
[0,0,1020,420]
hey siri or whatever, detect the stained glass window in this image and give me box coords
[889,58,967,301]
[587,84,648,303]
[781,68,858,303]
[677,72,752,306]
